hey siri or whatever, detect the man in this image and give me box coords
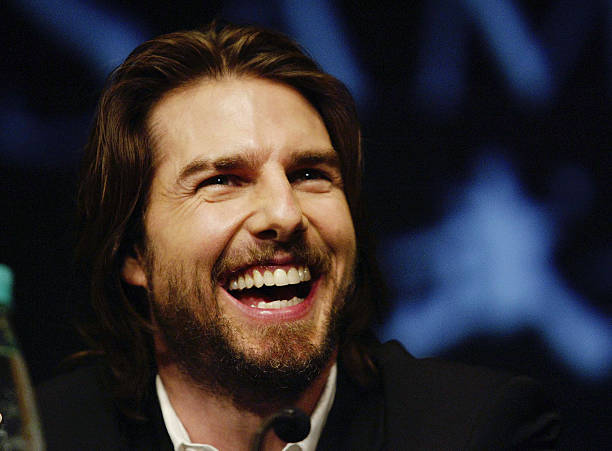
[37,22,559,450]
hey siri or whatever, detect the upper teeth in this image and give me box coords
[228,266,311,291]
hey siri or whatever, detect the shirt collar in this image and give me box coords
[156,363,337,451]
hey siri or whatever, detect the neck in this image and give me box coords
[157,354,336,451]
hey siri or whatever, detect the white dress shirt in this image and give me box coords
[156,363,337,451]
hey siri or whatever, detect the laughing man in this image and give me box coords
[37,22,559,450]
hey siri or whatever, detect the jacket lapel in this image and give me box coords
[122,382,174,451]
[317,364,385,450]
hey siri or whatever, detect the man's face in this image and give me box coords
[123,77,357,411]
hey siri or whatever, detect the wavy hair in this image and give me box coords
[76,21,384,414]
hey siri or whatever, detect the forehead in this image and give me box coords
[147,77,332,169]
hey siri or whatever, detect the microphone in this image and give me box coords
[250,407,310,451]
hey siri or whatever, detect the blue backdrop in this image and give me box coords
[1,1,610,448]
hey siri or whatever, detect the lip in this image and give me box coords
[220,277,320,323]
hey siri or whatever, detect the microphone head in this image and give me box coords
[272,408,311,443]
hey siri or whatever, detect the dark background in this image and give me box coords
[1,1,610,448]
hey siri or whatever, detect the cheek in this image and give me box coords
[149,201,250,262]
[305,196,356,256]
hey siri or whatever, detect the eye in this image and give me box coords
[289,168,336,193]
[197,174,241,189]
[289,168,330,183]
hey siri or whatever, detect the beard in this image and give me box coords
[145,236,354,416]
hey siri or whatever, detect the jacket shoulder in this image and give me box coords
[374,340,560,449]
[36,363,126,450]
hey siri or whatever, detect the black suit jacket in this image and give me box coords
[37,341,560,450]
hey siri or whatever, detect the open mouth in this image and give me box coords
[225,265,314,309]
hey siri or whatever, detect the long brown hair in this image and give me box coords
[77,21,384,414]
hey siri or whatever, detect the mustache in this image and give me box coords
[212,236,331,284]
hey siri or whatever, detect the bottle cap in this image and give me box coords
[0,264,14,307]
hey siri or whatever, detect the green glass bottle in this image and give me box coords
[0,264,44,450]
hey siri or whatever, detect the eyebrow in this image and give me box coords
[289,148,341,170]
[176,148,340,184]
[177,153,258,183]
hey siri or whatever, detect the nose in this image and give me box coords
[246,171,308,242]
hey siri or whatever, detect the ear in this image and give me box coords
[121,253,148,289]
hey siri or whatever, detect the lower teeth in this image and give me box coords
[254,296,304,309]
